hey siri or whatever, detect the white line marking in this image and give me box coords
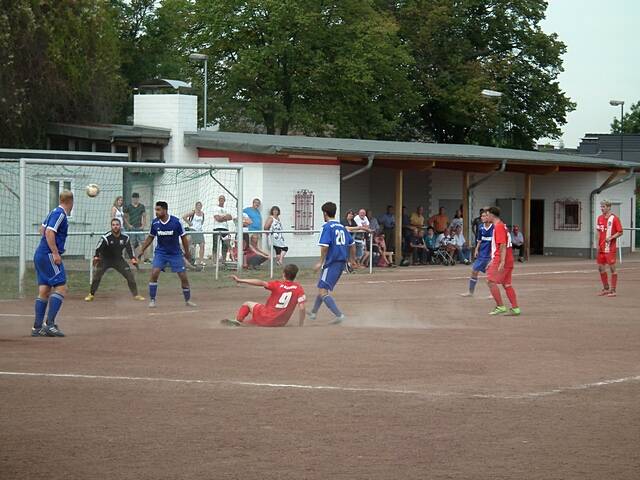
[1,371,639,400]
[0,313,32,317]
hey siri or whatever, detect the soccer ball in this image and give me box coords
[85,184,100,198]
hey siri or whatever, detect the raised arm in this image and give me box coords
[231,275,267,288]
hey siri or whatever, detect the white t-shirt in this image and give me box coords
[212,205,231,229]
[191,211,204,232]
[353,215,369,243]
[269,216,286,247]
[437,234,454,247]
[453,233,465,247]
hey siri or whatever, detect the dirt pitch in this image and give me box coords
[1,257,639,480]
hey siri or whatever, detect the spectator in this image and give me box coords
[437,227,457,258]
[452,224,471,265]
[353,208,371,263]
[401,206,413,257]
[243,233,269,269]
[410,206,426,230]
[124,193,147,262]
[472,208,485,246]
[367,209,380,235]
[264,206,288,265]
[429,207,449,234]
[373,233,395,267]
[511,225,525,262]
[379,205,396,252]
[183,201,206,266]
[111,196,125,225]
[243,198,262,247]
[212,195,233,262]
[423,226,438,261]
[409,228,429,265]
[451,209,464,230]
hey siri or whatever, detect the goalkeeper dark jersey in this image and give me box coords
[95,232,135,262]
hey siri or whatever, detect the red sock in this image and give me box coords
[611,273,618,290]
[488,283,503,306]
[505,285,518,308]
[600,272,609,289]
[236,305,250,322]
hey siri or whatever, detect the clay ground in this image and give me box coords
[1,257,639,480]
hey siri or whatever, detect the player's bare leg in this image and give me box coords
[177,271,196,306]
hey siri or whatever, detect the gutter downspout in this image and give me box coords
[589,167,636,259]
[467,159,507,237]
[341,154,375,181]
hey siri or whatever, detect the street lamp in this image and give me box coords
[189,53,209,130]
[609,100,625,161]
[481,89,505,146]
[481,89,503,99]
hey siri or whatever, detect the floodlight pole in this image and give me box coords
[189,53,209,130]
[610,100,625,162]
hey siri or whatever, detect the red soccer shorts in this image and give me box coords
[487,263,513,285]
[245,304,282,327]
[597,252,617,266]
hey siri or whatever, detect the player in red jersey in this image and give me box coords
[485,206,520,316]
[595,199,623,297]
[221,264,306,327]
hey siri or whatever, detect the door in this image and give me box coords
[529,199,544,255]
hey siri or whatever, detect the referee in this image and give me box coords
[85,218,145,302]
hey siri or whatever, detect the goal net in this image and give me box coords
[0,158,243,298]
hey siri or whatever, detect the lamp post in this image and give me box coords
[481,89,504,147]
[609,100,625,161]
[189,53,209,130]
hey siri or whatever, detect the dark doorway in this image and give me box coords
[529,199,544,255]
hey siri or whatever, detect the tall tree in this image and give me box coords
[395,0,575,148]
[0,0,125,148]
[611,101,640,134]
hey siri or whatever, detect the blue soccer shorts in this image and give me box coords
[153,252,186,273]
[472,256,491,273]
[34,251,67,286]
[317,262,345,291]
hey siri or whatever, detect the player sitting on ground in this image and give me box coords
[460,209,494,297]
[85,218,145,302]
[486,206,520,316]
[596,199,623,297]
[139,201,196,308]
[221,264,306,327]
[32,190,74,337]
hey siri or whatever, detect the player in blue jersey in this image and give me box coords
[308,202,356,325]
[139,201,196,308]
[460,208,494,297]
[32,190,74,337]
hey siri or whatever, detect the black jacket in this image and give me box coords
[95,232,135,262]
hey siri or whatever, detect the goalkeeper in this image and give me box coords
[85,219,144,302]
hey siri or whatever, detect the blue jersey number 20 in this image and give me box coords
[335,230,346,245]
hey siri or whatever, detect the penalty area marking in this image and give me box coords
[1,371,639,400]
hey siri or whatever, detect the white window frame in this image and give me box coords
[49,178,75,218]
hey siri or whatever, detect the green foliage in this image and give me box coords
[0,0,125,148]
[611,101,640,134]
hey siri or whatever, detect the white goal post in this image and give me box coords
[17,158,244,296]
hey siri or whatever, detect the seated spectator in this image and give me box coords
[511,225,525,262]
[401,206,414,258]
[244,233,270,269]
[423,226,438,260]
[437,227,457,258]
[429,207,449,234]
[409,228,429,265]
[452,225,471,265]
[450,209,463,230]
[373,233,395,267]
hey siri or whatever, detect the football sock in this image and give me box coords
[488,283,503,306]
[236,305,250,322]
[323,295,343,317]
[311,295,323,314]
[149,282,158,300]
[611,273,618,290]
[46,293,64,326]
[34,297,47,329]
[599,272,609,290]
[505,285,518,308]
[182,287,191,302]
[469,277,478,294]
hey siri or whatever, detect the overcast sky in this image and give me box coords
[539,0,639,148]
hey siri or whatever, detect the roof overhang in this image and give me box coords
[48,123,171,146]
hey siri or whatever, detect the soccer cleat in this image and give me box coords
[185,300,198,307]
[84,294,94,302]
[508,307,521,316]
[41,324,65,337]
[488,306,508,316]
[606,290,617,297]
[148,299,157,308]
[31,327,45,337]
[459,292,473,297]
[329,314,345,325]
[307,311,317,321]
[220,318,242,327]
[133,295,145,301]
[597,289,610,296]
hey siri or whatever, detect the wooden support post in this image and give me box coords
[462,171,470,244]
[524,174,532,260]
[395,169,403,265]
